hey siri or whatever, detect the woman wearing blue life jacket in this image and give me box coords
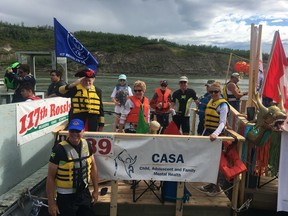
[110,74,133,132]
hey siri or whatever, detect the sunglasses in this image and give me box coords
[209,90,220,94]
[161,84,167,87]
[134,89,142,93]
[69,129,81,133]
[179,81,187,84]
[119,79,126,82]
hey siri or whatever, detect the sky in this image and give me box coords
[0,0,288,54]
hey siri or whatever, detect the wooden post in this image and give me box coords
[190,108,197,135]
[110,180,118,216]
[225,53,233,83]
[175,182,184,216]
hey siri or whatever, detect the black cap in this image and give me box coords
[75,69,96,78]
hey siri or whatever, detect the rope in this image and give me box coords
[232,198,252,213]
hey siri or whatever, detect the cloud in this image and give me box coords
[0,0,288,53]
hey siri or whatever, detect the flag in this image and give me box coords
[262,31,288,110]
[53,18,99,72]
[136,105,149,134]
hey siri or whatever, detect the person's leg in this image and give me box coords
[57,193,78,216]
[181,117,190,135]
[76,188,94,216]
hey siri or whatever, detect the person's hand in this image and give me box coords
[209,133,217,142]
[98,126,104,132]
[48,202,60,216]
[91,190,99,205]
[70,77,85,88]
[157,102,162,109]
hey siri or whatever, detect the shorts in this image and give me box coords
[172,115,190,134]
[56,188,94,216]
[114,105,125,114]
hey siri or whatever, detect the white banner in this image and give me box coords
[16,98,70,145]
[278,131,288,212]
[95,136,222,182]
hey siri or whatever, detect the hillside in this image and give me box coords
[0,21,263,77]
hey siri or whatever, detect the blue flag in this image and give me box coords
[54,18,99,72]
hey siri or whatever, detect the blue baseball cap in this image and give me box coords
[68,119,84,131]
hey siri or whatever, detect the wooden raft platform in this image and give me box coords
[92,181,231,216]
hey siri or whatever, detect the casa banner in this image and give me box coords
[95,136,222,183]
[16,98,70,146]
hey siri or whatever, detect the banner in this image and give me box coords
[278,131,288,212]
[95,136,222,182]
[16,98,70,145]
[54,18,99,72]
[262,31,288,110]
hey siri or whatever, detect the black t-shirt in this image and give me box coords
[49,139,93,165]
[172,88,198,115]
[47,80,67,96]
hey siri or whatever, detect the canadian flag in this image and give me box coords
[262,31,288,111]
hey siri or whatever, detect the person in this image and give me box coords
[171,76,199,135]
[118,80,150,133]
[46,69,67,98]
[197,79,215,135]
[46,118,99,216]
[200,82,230,195]
[150,80,172,133]
[223,72,248,112]
[58,69,104,132]
[4,62,21,91]
[110,74,133,132]
[20,83,41,101]
[7,64,36,103]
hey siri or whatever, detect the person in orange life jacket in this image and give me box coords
[7,64,36,103]
[46,119,99,216]
[150,80,172,133]
[118,80,150,133]
[58,69,104,132]
[20,83,41,101]
[46,69,67,98]
[197,79,215,135]
[200,82,230,195]
[223,72,248,111]
[110,74,133,132]
[170,76,199,135]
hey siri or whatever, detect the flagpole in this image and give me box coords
[225,53,233,84]
[254,24,262,98]
[247,24,256,107]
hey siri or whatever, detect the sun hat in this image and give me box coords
[179,76,188,82]
[118,74,127,80]
[231,72,240,78]
[68,119,84,131]
[205,79,215,86]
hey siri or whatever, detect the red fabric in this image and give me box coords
[163,121,181,135]
[262,31,288,110]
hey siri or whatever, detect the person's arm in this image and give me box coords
[90,156,99,204]
[210,103,229,141]
[46,162,60,216]
[149,93,158,110]
[118,99,133,132]
[58,77,84,95]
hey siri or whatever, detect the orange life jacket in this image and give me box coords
[126,96,149,123]
[154,88,171,112]
[219,141,247,181]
